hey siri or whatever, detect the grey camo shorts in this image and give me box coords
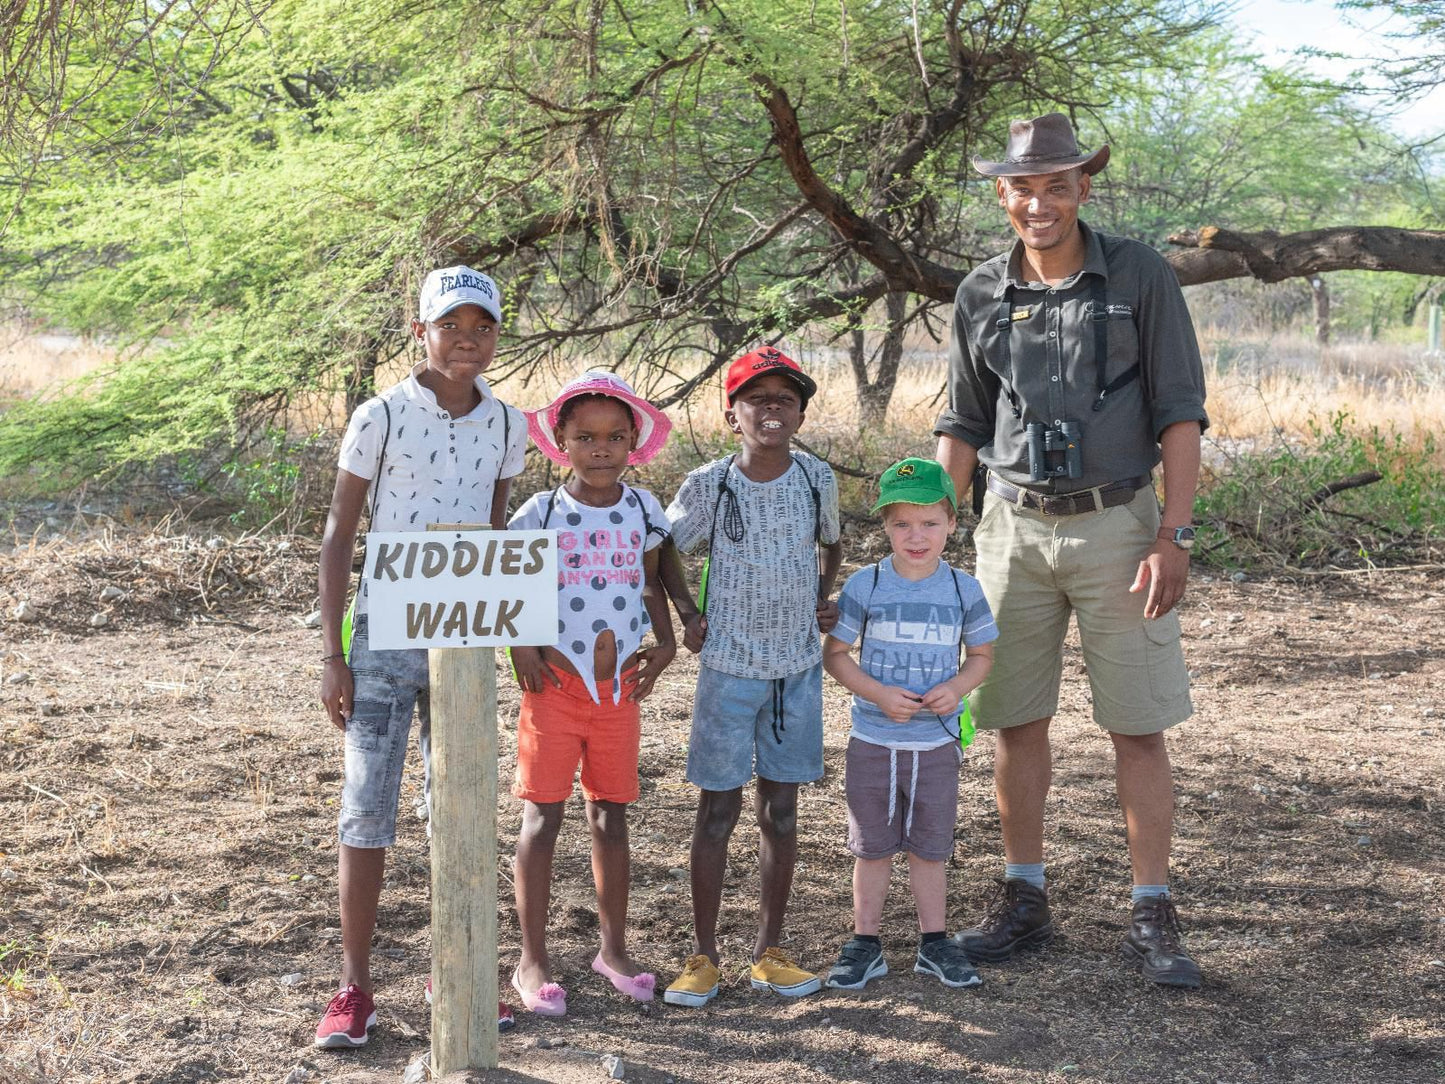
[337,615,433,848]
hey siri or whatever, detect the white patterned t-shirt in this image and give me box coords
[666,453,840,679]
[510,485,669,703]
[339,364,527,614]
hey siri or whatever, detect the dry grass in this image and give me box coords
[5,322,1444,456]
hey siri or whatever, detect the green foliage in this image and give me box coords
[0,0,1439,491]
[1195,410,1445,568]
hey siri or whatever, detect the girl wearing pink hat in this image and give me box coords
[505,371,676,1014]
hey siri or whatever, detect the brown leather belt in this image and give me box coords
[986,473,1149,516]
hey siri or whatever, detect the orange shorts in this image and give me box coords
[514,666,641,805]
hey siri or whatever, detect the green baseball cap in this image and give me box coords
[872,457,957,512]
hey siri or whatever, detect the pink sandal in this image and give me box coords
[591,953,656,1002]
[511,967,567,1017]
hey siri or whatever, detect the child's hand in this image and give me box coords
[815,596,840,634]
[320,659,353,732]
[920,681,963,715]
[873,685,924,723]
[627,641,676,702]
[512,646,562,694]
[681,613,707,654]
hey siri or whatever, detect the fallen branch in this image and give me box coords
[1305,471,1383,510]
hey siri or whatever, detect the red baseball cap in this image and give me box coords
[724,346,818,405]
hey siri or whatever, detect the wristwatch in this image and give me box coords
[1158,526,1196,551]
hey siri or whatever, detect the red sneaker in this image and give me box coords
[314,984,377,1049]
[425,977,516,1032]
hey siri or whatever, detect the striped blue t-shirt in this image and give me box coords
[832,557,998,749]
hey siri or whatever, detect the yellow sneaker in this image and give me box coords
[663,954,720,1007]
[749,947,821,997]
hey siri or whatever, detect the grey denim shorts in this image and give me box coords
[337,615,432,848]
[685,662,824,791]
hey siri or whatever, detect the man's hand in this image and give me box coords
[815,597,840,634]
[626,642,676,702]
[681,613,707,654]
[919,681,963,715]
[1130,540,1190,619]
[873,685,925,723]
[511,646,562,693]
[321,659,353,732]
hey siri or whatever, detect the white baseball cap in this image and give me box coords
[417,265,502,324]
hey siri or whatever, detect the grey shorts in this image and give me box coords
[337,615,432,848]
[685,663,825,791]
[845,738,962,861]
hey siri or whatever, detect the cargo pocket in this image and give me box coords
[1143,612,1189,704]
[346,669,397,753]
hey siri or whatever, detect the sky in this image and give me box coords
[1229,0,1444,141]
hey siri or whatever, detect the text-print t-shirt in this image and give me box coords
[509,485,668,703]
[831,557,998,749]
[666,453,840,680]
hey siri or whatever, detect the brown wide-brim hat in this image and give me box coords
[972,112,1110,178]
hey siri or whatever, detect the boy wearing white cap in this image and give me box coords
[314,265,528,1048]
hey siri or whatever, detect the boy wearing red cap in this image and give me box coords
[662,347,844,1007]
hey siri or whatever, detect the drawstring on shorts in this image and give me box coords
[885,748,922,837]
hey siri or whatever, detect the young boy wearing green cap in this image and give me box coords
[822,458,997,990]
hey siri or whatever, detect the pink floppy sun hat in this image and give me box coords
[526,370,673,467]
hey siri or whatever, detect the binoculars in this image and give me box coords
[1026,421,1083,482]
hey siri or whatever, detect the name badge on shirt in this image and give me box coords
[1010,306,1033,321]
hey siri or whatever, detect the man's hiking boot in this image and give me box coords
[824,937,887,991]
[951,878,1054,963]
[1122,894,1202,989]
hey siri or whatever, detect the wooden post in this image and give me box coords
[427,523,498,1074]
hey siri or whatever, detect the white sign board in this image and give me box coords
[363,529,557,650]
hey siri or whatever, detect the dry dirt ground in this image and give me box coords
[1,532,1442,1084]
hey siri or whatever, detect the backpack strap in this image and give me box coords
[367,396,392,526]
[949,566,967,671]
[857,561,882,651]
[789,451,824,542]
[497,405,512,478]
[993,286,1024,420]
[539,485,563,529]
[1088,274,1140,411]
[623,483,658,543]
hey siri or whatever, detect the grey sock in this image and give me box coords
[1004,861,1046,889]
[1131,884,1170,904]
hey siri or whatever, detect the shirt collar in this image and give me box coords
[994,220,1108,298]
[400,361,497,419]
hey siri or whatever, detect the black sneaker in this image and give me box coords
[951,878,1054,963]
[1122,894,1202,989]
[824,937,887,991]
[914,938,982,988]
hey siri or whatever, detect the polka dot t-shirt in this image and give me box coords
[509,484,669,704]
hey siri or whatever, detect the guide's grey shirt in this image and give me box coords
[934,221,1208,492]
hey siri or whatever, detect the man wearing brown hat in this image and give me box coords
[934,113,1207,987]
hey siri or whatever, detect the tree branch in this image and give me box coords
[1166,226,1445,286]
[750,74,964,302]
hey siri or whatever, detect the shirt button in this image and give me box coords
[1048,331,1057,338]
[1051,375,1060,382]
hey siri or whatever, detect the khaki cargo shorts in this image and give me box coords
[970,484,1192,736]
